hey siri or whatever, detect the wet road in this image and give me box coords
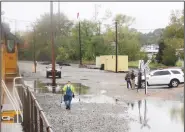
[18,61,184,132]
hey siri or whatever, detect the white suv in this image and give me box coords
[135,68,184,88]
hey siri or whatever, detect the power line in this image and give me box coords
[3,16,160,31]
[3,16,35,23]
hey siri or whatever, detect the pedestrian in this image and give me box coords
[62,81,75,110]
[125,71,132,89]
[131,70,136,89]
[138,70,142,89]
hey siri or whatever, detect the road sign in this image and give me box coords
[145,65,150,73]
[139,60,151,73]
[144,60,151,67]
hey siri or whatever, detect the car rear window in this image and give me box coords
[171,70,181,74]
[160,71,171,75]
[153,70,171,76]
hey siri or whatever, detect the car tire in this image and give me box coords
[168,84,172,88]
[170,79,179,88]
[59,73,61,78]
[46,73,49,78]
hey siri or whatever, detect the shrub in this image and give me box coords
[162,45,178,66]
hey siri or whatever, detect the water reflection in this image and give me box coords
[170,106,184,124]
[127,103,135,110]
[139,100,151,129]
[127,99,184,132]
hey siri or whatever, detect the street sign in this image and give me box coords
[139,60,151,73]
[144,60,151,67]
[145,65,150,73]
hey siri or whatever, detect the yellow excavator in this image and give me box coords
[1,25,23,123]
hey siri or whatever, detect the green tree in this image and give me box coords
[156,39,165,63]
[161,9,184,65]
[162,45,178,66]
[32,12,73,61]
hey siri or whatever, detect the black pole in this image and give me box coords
[115,21,118,73]
[79,21,82,66]
[50,1,56,92]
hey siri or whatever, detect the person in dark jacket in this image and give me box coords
[138,70,142,89]
[131,70,136,89]
[125,72,132,89]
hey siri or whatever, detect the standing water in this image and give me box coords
[127,99,184,132]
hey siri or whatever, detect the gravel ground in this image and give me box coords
[35,93,132,132]
[18,61,184,132]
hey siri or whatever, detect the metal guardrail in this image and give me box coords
[15,77,53,132]
[1,80,20,122]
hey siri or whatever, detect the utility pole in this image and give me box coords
[98,22,101,35]
[58,1,60,35]
[0,2,2,130]
[94,4,101,21]
[115,21,118,73]
[14,19,17,35]
[33,27,36,73]
[94,4,101,35]
[79,21,82,66]
[50,1,56,92]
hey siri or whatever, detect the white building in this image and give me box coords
[141,44,159,59]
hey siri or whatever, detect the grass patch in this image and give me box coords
[83,60,96,65]
[128,61,139,68]
[175,60,184,67]
[128,61,167,69]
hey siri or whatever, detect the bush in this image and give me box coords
[128,61,139,68]
[139,52,148,62]
[176,59,184,67]
[162,45,178,66]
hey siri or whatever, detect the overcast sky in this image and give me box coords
[1,2,184,33]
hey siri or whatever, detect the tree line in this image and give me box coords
[17,9,184,66]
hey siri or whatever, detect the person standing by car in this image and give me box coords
[125,71,132,89]
[62,81,75,110]
[138,70,142,90]
[131,70,136,89]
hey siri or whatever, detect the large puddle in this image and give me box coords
[127,99,184,132]
[24,80,90,95]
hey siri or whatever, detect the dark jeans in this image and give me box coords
[64,95,72,108]
[127,80,132,89]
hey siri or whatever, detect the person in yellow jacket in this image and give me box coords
[62,81,75,110]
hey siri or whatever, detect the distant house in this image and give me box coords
[141,44,159,59]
